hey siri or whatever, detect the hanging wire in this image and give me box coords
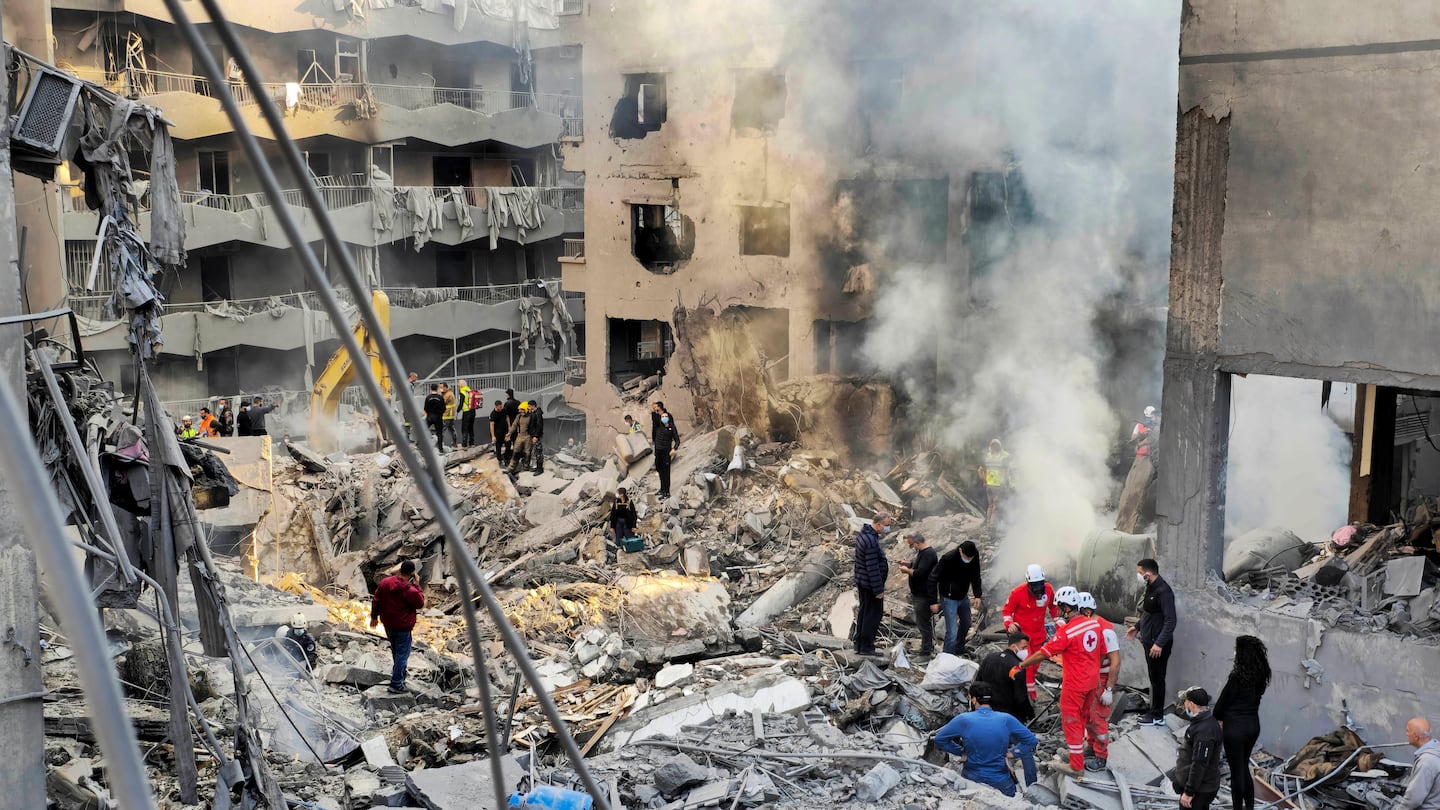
[155,1,614,807]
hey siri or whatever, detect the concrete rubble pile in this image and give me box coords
[1221,509,1440,635]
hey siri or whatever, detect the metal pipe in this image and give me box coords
[0,365,156,805]
[158,3,613,807]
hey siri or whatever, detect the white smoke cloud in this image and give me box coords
[859,1,1181,575]
[1225,375,1352,544]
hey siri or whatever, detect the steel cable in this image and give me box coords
[156,2,613,807]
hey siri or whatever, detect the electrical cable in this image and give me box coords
[157,2,614,807]
[237,641,327,765]
[0,362,155,805]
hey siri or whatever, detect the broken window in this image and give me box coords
[833,177,948,265]
[609,73,667,139]
[739,205,790,257]
[608,318,673,390]
[967,167,1035,278]
[198,150,230,196]
[200,255,232,302]
[631,203,694,271]
[732,71,786,133]
[814,319,870,375]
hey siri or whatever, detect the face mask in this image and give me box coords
[880,524,892,535]
[961,555,973,564]
[1015,648,1029,660]
[1029,583,1045,597]
[1137,573,1148,583]
[662,416,670,424]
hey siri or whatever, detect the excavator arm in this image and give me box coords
[309,290,393,450]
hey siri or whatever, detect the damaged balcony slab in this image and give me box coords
[405,755,525,810]
[602,673,813,752]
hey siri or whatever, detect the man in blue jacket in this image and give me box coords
[934,681,1037,797]
[853,512,893,656]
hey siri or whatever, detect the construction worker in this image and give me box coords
[457,379,473,448]
[461,380,482,448]
[178,415,198,439]
[1009,588,1104,776]
[441,383,458,447]
[197,407,220,438]
[1002,564,1058,700]
[1077,592,1119,772]
[978,438,1011,527]
[507,401,535,473]
[282,611,319,671]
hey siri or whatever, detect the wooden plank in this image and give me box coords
[578,700,626,757]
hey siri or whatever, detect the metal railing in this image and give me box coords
[564,356,586,385]
[562,238,585,260]
[66,181,582,217]
[82,67,584,120]
[560,0,584,14]
[562,117,584,138]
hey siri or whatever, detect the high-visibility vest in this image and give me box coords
[458,385,472,413]
[984,450,1011,487]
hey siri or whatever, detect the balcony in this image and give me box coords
[70,284,586,358]
[77,67,582,147]
[62,180,584,252]
[564,356,587,386]
[558,238,586,264]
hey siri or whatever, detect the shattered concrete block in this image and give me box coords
[735,549,838,628]
[655,662,694,688]
[880,717,927,759]
[1385,556,1427,597]
[682,778,736,807]
[868,478,904,509]
[321,663,390,689]
[360,734,397,768]
[523,493,567,527]
[1058,776,1123,810]
[406,755,524,810]
[573,641,603,666]
[653,754,709,797]
[344,768,382,807]
[856,763,902,802]
[606,673,812,751]
[369,782,411,807]
[362,684,416,715]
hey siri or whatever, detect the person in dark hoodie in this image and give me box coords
[527,400,545,473]
[1175,687,1223,810]
[931,539,983,655]
[976,629,1033,723]
[423,384,446,452]
[852,512,893,657]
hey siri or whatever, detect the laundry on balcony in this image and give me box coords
[485,186,547,249]
[445,186,476,241]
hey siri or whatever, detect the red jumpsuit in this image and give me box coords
[1002,582,1058,699]
[1038,615,1105,771]
[1085,615,1119,764]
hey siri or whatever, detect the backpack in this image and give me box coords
[468,389,482,410]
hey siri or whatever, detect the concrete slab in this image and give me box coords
[1058,776,1123,810]
[233,604,329,628]
[1104,736,1166,786]
[320,663,389,689]
[361,734,396,768]
[524,492,567,526]
[604,673,813,751]
[362,684,416,715]
[1384,556,1426,597]
[405,755,525,810]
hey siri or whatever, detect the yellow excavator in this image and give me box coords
[309,290,393,451]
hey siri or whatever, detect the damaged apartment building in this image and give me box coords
[48,0,587,438]
[559,1,1067,459]
[1160,0,1440,753]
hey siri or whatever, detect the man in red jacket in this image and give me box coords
[1002,563,1059,700]
[370,560,425,693]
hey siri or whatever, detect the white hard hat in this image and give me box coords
[1076,592,1097,611]
[290,612,308,630]
[1025,564,1045,583]
[1055,586,1079,606]
[1143,405,1156,418]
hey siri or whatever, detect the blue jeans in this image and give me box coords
[965,748,1035,796]
[941,596,972,655]
[386,628,413,689]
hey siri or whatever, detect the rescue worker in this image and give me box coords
[1002,564,1059,700]
[198,407,220,438]
[283,612,319,671]
[1010,587,1104,776]
[178,415,198,439]
[978,438,1011,527]
[653,411,680,499]
[933,681,1037,797]
[507,401,535,473]
[1077,591,1120,772]
[441,383,458,447]
[458,379,477,448]
[623,414,641,434]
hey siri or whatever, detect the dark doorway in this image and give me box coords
[200,255,232,302]
[436,250,472,288]
[198,151,231,195]
[433,155,472,187]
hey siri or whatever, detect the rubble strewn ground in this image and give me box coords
[39,425,1431,809]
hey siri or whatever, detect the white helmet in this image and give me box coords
[1054,586,1080,606]
[290,612,309,630]
[1025,564,1045,583]
[1076,592,1097,611]
[1143,405,1157,418]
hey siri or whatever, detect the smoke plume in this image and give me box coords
[858,1,1181,575]
[1225,376,1352,544]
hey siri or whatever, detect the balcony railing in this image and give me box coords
[79,66,584,120]
[69,284,573,323]
[564,356,586,385]
[562,238,585,260]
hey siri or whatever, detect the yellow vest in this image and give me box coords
[984,450,1011,487]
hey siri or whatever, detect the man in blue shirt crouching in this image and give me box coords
[933,681,1037,797]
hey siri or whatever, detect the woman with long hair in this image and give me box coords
[1213,635,1271,810]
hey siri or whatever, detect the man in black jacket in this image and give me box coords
[1174,687,1223,809]
[930,540,983,655]
[898,531,939,658]
[976,630,1033,723]
[1128,557,1178,725]
[652,411,680,498]
[489,400,510,461]
[423,384,446,452]
[527,400,544,473]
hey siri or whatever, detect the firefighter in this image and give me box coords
[1009,587,1104,776]
[1002,563,1059,700]
[1077,591,1120,772]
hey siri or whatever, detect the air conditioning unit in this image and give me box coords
[13,66,82,156]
